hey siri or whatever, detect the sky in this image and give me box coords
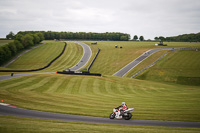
[0,0,200,39]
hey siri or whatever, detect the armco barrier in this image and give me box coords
[87,48,100,72]
[0,43,67,72]
[57,71,101,76]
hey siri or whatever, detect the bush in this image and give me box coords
[0,47,6,65]
[8,42,17,56]
[0,45,12,64]
[36,32,45,42]
[21,34,34,48]
[14,40,24,51]
[15,33,23,42]
[32,34,40,44]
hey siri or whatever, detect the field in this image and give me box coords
[0,40,13,46]
[0,40,200,132]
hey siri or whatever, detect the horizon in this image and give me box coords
[2,30,199,40]
[1,0,200,39]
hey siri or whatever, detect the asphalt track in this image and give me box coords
[68,41,92,71]
[113,48,174,77]
[0,105,199,128]
[0,72,55,81]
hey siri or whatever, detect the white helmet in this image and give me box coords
[122,102,125,105]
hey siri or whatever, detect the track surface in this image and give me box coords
[0,72,55,81]
[113,48,174,77]
[0,105,199,128]
[68,41,92,71]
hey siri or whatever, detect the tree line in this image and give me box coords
[0,32,44,65]
[16,31,130,41]
[132,35,144,41]
[154,32,200,42]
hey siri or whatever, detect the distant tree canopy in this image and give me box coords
[6,31,15,39]
[17,31,130,41]
[139,36,144,41]
[154,32,200,42]
[154,37,159,40]
[133,35,138,41]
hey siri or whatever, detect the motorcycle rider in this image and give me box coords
[116,102,128,116]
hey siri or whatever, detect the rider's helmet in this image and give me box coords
[122,102,125,105]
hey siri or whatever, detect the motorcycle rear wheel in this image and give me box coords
[109,113,115,119]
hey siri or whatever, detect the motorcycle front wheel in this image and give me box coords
[109,113,115,119]
[124,113,132,120]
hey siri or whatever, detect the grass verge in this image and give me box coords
[0,115,200,133]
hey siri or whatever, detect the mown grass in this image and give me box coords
[0,41,83,72]
[136,49,200,85]
[5,40,64,70]
[82,41,200,76]
[1,115,200,133]
[0,74,200,122]
[41,41,83,72]
[0,40,13,46]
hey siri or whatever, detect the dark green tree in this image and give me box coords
[36,32,44,42]
[0,47,6,65]
[14,40,24,50]
[8,42,17,56]
[6,31,15,39]
[15,33,23,42]
[1,45,12,61]
[21,34,34,48]
[154,37,159,40]
[120,35,128,41]
[163,32,200,42]
[133,35,138,41]
[139,36,144,41]
[159,36,166,41]
[32,34,40,44]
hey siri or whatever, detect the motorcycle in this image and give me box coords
[109,107,134,120]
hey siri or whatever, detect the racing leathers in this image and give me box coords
[116,104,128,116]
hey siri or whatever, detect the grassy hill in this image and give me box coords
[0,41,83,72]
[0,41,200,132]
[0,73,199,122]
[136,49,200,86]
[82,41,200,76]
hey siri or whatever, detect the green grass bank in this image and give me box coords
[0,74,199,122]
[0,41,83,72]
[136,49,200,86]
